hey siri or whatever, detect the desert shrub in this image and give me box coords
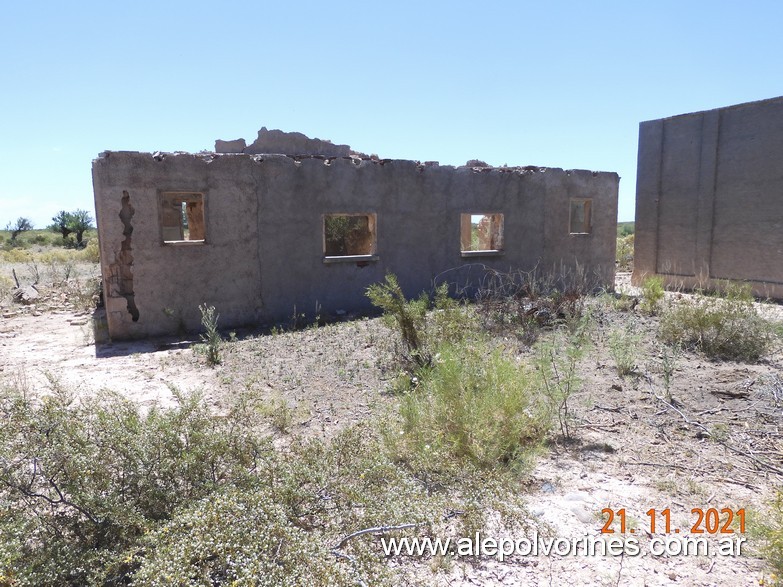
[38,250,75,284]
[390,341,549,470]
[366,274,475,370]
[659,283,777,362]
[0,248,32,263]
[640,275,665,314]
[608,322,642,376]
[0,385,266,586]
[758,492,783,587]
[367,274,431,367]
[0,379,524,586]
[198,303,222,365]
[39,249,71,264]
[534,313,591,439]
[130,486,355,587]
[29,233,49,246]
[648,342,681,403]
[77,239,100,263]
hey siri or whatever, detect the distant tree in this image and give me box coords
[5,217,33,241]
[49,209,95,246]
[50,211,74,240]
[68,209,94,247]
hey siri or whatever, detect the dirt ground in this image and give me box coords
[1,272,781,586]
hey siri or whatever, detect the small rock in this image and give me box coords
[565,491,590,502]
[574,508,594,524]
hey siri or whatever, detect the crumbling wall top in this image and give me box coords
[215,127,355,157]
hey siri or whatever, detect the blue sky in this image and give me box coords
[1,1,782,228]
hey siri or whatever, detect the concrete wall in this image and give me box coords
[634,96,783,298]
[93,152,619,339]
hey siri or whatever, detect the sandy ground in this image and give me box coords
[0,310,215,408]
[1,272,782,586]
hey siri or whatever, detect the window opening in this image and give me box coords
[161,192,205,243]
[323,213,377,258]
[569,199,592,234]
[460,213,504,254]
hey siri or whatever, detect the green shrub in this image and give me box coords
[367,274,475,370]
[390,341,549,470]
[367,274,431,367]
[660,283,777,362]
[130,486,354,586]
[652,342,680,403]
[617,222,634,238]
[199,303,222,365]
[0,385,265,586]
[640,275,665,314]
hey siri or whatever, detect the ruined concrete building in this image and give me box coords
[634,96,783,298]
[93,127,619,340]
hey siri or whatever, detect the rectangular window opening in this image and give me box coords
[323,213,377,261]
[161,192,205,243]
[569,199,592,234]
[460,213,504,256]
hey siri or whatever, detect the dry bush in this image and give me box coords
[474,263,600,343]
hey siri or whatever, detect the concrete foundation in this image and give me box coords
[93,129,619,340]
[633,96,783,298]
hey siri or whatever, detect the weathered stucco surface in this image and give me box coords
[93,130,618,339]
[634,96,783,298]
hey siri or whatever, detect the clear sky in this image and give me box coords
[1,0,782,228]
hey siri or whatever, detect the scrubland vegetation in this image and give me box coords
[0,229,100,312]
[2,223,783,585]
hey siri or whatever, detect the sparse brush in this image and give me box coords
[659,282,776,362]
[534,314,591,440]
[608,322,642,376]
[658,342,680,403]
[263,395,294,433]
[640,275,665,314]
[475,264,596,343]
